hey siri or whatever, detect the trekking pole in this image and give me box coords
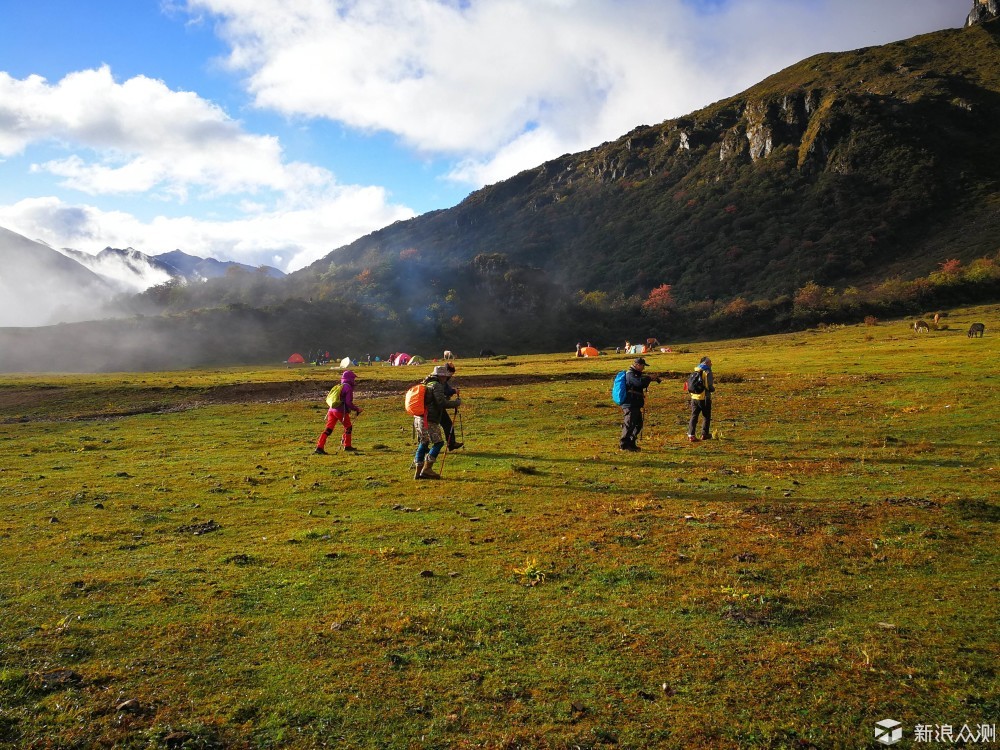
[643,376,661,443]
[437,444,450,477]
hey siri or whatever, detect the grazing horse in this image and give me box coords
[913,320,930,333]
[968,322,986,338]
[646,337,661,348]
[443,350,455,360]
[480,348,496,358]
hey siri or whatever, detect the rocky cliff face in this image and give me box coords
[966,0,999,27]
[307,19,1000,306]
[718,92,820,166]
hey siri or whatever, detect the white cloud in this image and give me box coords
[186,0,963,185]
[0,63,416,273]
[0,192,414,273]
[0,0,965,289]
[0,66,327,197]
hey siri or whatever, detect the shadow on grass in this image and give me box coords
[459,449,686,471]
[715,438,994,468]
[950,498,1000,522]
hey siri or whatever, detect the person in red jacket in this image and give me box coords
[315,370,363,454]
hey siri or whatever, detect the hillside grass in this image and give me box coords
[1,305,997,749]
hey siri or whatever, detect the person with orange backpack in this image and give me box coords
[411,365,462,479]
[314,370,363,454]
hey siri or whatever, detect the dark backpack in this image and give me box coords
[685,370,705,395]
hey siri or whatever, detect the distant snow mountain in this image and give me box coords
[56,246,176,293]
[57,246,285,292]
[0,227,116,327]
[0,225,287,327]
[153,250,286,282]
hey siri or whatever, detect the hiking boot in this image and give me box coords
[343,446,358,451]
[413,462,425,480]
[314,447,328,455]
[620,444,640,452]
[687,435,699,443]
[448,441,464,450]
[700,435,712,441]
[419,463,441,480]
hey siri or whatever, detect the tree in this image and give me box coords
[929,258,962,286]
[642,284,675,316]
[577,290,609,310]
[722,297,750,317]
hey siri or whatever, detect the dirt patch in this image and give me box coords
[189,371,640,404]
[1,371,632,423]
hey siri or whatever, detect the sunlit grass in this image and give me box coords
[1,305,997,748]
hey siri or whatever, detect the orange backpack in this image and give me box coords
[404,383,427,416]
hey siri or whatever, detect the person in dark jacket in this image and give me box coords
[315,370,363,454]
[687,356,715,442]
[620,358,660,451]
[439,361,463,450]
[414,366,463,479]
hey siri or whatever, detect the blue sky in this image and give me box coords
[0,0,965,271]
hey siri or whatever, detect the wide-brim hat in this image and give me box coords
[431,365,451,377]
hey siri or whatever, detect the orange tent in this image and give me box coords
[286,353,306,364]
[581,346,600,357]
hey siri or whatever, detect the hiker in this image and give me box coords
[439,361,464,450]
[687,356,715,442]
[413,365,462,479]
[576,342,583,357]
[620,357,660,451]
[314,370,363,454]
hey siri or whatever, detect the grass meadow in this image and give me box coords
[0,305,997,749]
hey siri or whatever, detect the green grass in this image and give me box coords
[1,305,998,748]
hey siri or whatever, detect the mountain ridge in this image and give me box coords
[0,227,116,327]
[293,19,1000,303]
[4,14,1000,369]
[0,227,287,326]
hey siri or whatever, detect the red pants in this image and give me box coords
[317,409,352,449]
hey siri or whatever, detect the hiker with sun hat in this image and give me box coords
[413,365,462,479]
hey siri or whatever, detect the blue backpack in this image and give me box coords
[611,371,628,405]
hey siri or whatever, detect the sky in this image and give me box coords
[0,0,966,273]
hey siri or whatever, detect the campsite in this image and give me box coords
[0,304,997,749]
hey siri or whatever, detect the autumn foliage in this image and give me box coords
[642,284,676,316]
